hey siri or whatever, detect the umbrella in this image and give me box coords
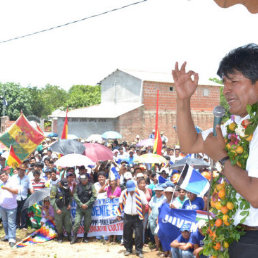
[86,134,103,143]
[47,132,58,137]
[136,138,154,147]
[101,131,122,140]
[55,153,95,168]
[83,143,113,162]
[22,188,50,211]
[170,157,210,170]
[50,139,85,155]
[134,153,168,164]
[67,134,79,140]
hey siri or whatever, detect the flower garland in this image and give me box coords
[203,103,258,258]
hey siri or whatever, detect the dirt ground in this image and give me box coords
[0,230,161,258]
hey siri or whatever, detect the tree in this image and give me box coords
[65,85,101,109]
[0,83,33,120]
[38,84,68,117]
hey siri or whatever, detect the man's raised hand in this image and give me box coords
[172,62,199,100]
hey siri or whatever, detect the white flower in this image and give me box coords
[235,124,246,137]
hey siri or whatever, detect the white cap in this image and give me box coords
[52,153,58,159]
[124,172,132,180]
[164,186,174,192]
[174,145,180,150]
[136,135,140,138]
[136,172,144,178]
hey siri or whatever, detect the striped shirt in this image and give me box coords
[31,178,46,191]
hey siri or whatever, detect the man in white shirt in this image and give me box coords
[14,164,34,230]
[0,170,19,247]
[117,180,147,258]
[172,44,258,257]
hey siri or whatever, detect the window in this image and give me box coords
[203,88,209,96]
[169,87,173,92]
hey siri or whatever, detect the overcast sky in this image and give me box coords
[0,0,257,90]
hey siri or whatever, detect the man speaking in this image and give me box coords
[172,44,258,257]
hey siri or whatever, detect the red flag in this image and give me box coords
[61,108,68,139]
[7,145,22,168]
[153,90,162,155]
[36,123,44,134]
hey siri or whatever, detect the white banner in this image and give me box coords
[71,198,123,237]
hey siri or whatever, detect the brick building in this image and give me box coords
[50,69,222,146]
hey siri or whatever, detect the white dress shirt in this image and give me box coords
[13,174,32,201]
[119,188,148,215]
[202,115,258,226]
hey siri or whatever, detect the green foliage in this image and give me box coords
[0,82,32,120]
[0,82,99,120]
[65,85,101,109]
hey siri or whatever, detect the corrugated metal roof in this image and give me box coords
[119,68,222,86]
[49,102,143,119]
[99,68,222,87]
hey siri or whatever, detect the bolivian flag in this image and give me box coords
[0,113,45,161]
[7,145,22,168]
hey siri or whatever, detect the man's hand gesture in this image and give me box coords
[172,62,199,100]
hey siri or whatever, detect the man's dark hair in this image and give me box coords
[98,171,106,178]
[33,170,41,176]
[217,43,258,84]
[0,170,7,176]
[50,168,56,174]
[35,162,44,168]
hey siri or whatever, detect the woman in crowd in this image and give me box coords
[171,188,187,209]
[106,177,121,243]
[148,185,165,251]
[137,178,152,244]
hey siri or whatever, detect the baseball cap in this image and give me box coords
[136,172,144,178]
[124,172,132,180]
[154,185,164,191]
[61,178,69,189]
[126,180,136,191]
[3,166,11,171]
[164,186,174,192]
[79,174,89,180]
[180,224,191,232]
[66,172,74,177]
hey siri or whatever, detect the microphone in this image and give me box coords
[213,106,225,136]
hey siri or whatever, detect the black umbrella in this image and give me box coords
[170,157,210,170]
[22,188,51,211]
[50,139,85,155]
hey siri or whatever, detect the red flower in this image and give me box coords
[241,119,251,129]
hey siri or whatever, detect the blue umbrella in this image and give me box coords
[101,131,122,139]
[47,132,58,137]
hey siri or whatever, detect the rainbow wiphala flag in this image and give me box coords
[15,220,57,248]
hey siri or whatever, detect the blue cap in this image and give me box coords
[126,180,136,191]
[180,224,191,232]
[154,185,164,191]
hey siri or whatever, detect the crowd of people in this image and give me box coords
[0,134,211,258]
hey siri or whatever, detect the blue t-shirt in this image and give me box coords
[182,197,204,210]
[176,234,194,252]
[189,230,205,247]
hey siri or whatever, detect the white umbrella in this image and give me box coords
[67,134,79,140]
[86,134,103,143]
[55,154,95,168]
